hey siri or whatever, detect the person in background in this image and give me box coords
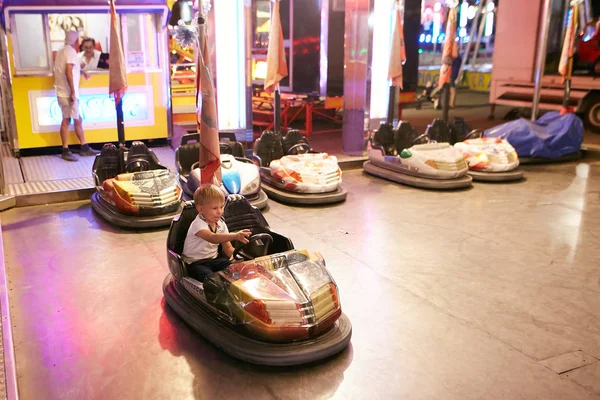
[78,37,110,71]
[449,52,462,109]
[54,30,98,162]
[78,37,101,71]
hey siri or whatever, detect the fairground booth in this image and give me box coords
[0,0,170,155]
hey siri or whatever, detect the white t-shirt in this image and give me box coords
[54,45,80,98]
[78,50,101,71]
[183,215,229,261]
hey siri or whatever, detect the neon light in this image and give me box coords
[420,33,425,42]
[459,1,468,27]
[484,6,494,37]
[32,89,152,131]
[214,0,246,130]
[369,0,395,120]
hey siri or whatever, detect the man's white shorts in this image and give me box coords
[57,97,80,120]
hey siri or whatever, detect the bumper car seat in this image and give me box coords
[373,122,396,155]
[283,129,311,155]
[393,121,428,153]
[176,134,201,179]
[126,141,165,172]
[425,119,451,143]
[223,195,293,255]
[92,143,121,186]
[166,201,198,280]
[219,132,245,158]
[254,130,284,167]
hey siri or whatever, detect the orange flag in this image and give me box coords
[196,16,221,184]
[438,6,458,90]
[108,0,127,104]
[264,0,288,93]
[388,6,407,89]
[558,4,578,83]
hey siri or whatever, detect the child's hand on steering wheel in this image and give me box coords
[233,229,252,244]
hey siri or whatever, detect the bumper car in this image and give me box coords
[484,111,584,164]
[252,130,347,205]
[91,141,183,229]
[163,194,352,366]
[176,132,268,209]
[449,119,524,182]
[364,120,472,190]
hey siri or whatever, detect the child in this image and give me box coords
[183,184,252,282]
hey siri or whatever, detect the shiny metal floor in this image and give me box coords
[1,144,177,197]
[1,153,600,399]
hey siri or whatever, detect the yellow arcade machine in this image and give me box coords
[1,0,171,155]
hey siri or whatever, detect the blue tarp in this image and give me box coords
[484,112,584,159]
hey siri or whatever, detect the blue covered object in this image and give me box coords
[484,112,583,159]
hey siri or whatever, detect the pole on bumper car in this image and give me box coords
[531,0,552,121]
[559,1,582,114]
[196,6,222,184]
[387,0,407,127]
[342,0,370,155]
[265,0,288,135]
[109,0,128,146]
[438,1,458,124]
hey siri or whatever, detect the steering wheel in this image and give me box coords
[287,143,311,155]
[465,129,484,140]
[126,159,150,173]
[412,133,430,146]
[232,233,273,261]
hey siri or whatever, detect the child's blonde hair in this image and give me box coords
[193,184,225,206]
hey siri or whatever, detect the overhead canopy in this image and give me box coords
[2,0,170,29]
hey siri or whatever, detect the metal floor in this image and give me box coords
[1,153,600,399]
[1,144,177,196]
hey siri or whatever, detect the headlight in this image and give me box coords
[242,176,260,195]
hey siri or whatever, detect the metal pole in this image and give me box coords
[387,85,396,126]
[274,86,281,133]
[116,100,125,145]
[531,0,552,121]
[441,82,450,123]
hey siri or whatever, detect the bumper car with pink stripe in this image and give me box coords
[252,130,347,205]
[453,132,524,182]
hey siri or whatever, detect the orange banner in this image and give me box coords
[109,0,127,104]
[264,1,288,93]
[558,5,578,82]
[438,7,458,90]
[388,7,406,89]
[196,17,221,184]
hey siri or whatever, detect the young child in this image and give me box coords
[183,184,252,282]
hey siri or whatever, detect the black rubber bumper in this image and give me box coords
[162,274,352,366]
[363,161,473,190]
[519,151,581,165]
[91,193,182,229]
[262,183,347,205]
[468,169,524,182]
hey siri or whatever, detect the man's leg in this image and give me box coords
[72,101,98,156]
[60,118,78,161]
[58,97,78,161]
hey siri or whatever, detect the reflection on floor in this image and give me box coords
[1,152,600,399]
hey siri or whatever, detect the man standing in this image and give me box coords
[54,30,98,161]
